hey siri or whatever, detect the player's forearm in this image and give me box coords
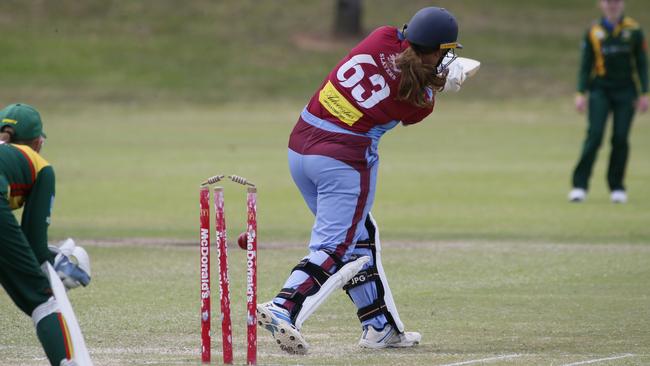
[635,31,648,93]
[577,55,593,93]
[577,34,593,93]
[576,57,592,94]
[636,51,648,94]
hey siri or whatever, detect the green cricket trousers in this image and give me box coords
[0,195,71,365]
[572,86,637,191]
[0,195,52,316]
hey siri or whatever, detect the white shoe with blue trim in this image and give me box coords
[257,301,309,355]
[359,324,421,349]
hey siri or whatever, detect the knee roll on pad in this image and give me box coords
[31,296,59,326]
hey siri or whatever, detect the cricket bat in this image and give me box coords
[456,57,481,77]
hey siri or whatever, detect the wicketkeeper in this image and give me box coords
[0,103,91,366]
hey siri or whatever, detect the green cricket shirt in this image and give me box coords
[577,16,649,94]
[0,141,55,263]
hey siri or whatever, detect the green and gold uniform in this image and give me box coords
[0,103,72,366]
[0,141,56,309]
[572,16,648,191]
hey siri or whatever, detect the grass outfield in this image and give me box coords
[0,100,648,365]
[1,241,648,365]
[38,99,650,243]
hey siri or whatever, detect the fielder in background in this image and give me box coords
[257,7,467,354]
[569,0,648,203]
[0,103,92,366]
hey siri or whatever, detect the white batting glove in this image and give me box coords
[442,61,466,93]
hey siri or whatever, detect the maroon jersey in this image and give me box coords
[306,26,434,133]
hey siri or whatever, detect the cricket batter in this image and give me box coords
[569,0,648,203]
[0,103,90,366]
[258,7,465,354]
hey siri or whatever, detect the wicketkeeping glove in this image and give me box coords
[48,238,92,290]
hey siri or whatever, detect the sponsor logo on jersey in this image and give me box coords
[319,80,363,126]
[602,44,631,55]
[622,29,631,40]
[379,53,399,80]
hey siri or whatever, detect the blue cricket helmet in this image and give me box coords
[404,7,462,52]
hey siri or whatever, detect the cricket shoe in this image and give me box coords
[257,301,309,355]
[568,188,587,202]
[611,190,627,204]
[358,324,421,349]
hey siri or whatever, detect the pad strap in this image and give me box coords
[354,239,375,250]
[276,287,306,304]
[357,299,389,323]
[291,259,331,287]
[323,249,344,269]
[343,266,379,291]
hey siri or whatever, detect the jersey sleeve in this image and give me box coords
[401,103,434,125]
[635,28,649,94]
[577,29,594,93]
[21,165,55,264]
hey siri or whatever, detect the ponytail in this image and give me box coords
[395,47,446,108]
